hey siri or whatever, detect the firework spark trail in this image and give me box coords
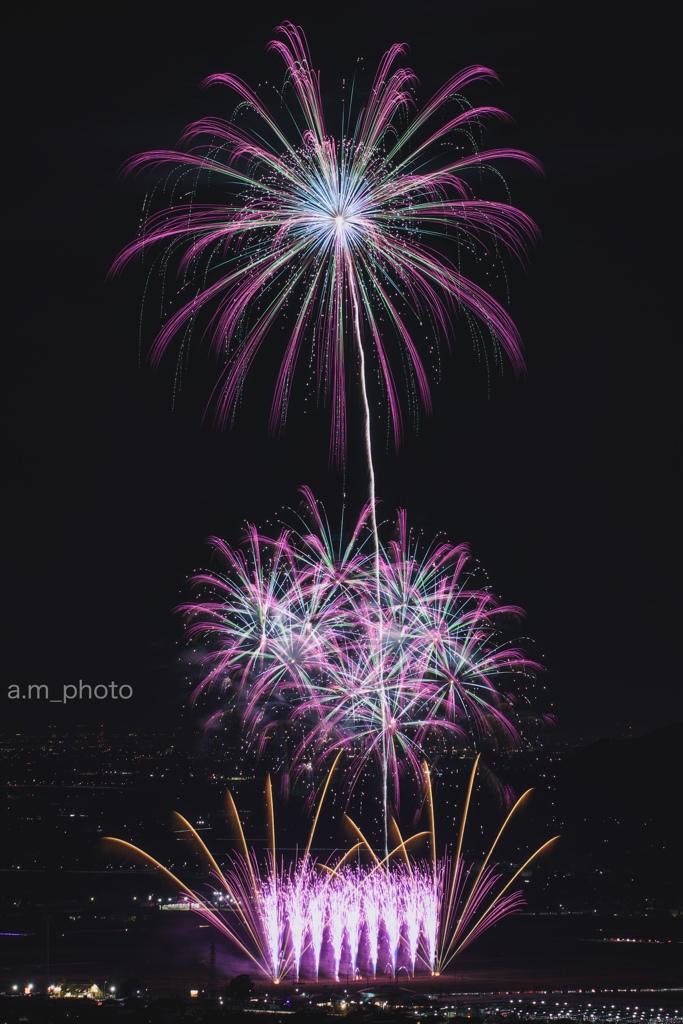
[182,491,543,802]
[347,261,390,852]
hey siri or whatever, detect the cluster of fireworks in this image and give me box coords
[111,22,554,983]
[184,487,544,800]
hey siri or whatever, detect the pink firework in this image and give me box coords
[112,22,540,461]
[182,490,543,800]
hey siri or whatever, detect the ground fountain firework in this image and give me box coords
[107,760,557,984]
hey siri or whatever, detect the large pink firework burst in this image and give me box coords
[112,22,540,461]
[182,489,543,800]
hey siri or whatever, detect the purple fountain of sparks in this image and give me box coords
[107,761,557,984]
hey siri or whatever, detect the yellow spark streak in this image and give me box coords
[369,832,429,877]
[266,774,276,871]
[172,812,228,889]
[422,760,437,883]
[442,754,480,925]
[226,789,259,898]
[103,837,263,970]
[440,835,560,970]
[304,750,343,862]
[461,788,535,916]
[343,814,382,868]
[389,815,413,873]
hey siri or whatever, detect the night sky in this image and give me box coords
[2,0,681,739]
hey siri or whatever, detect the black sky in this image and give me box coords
[2,0,681,738]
